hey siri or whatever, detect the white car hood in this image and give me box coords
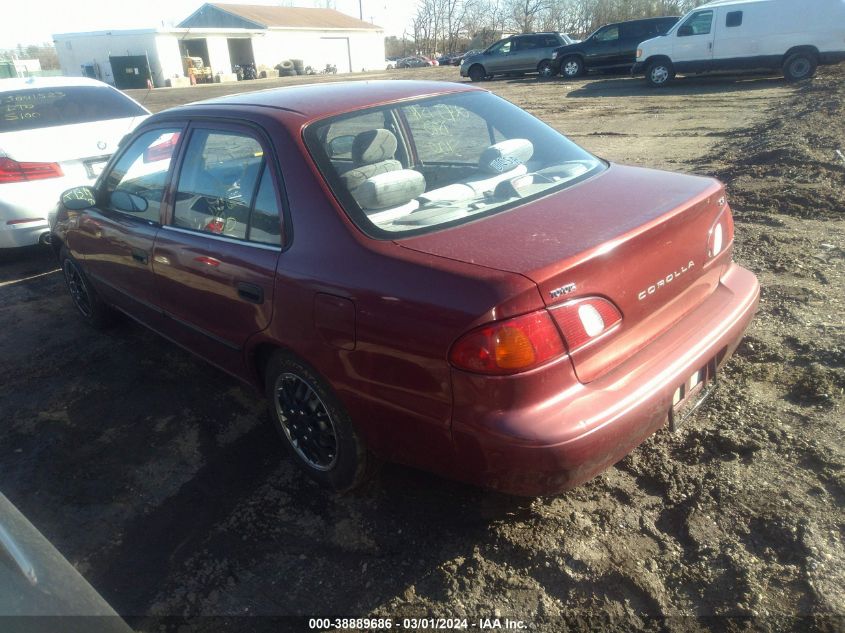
[0,115,147,163]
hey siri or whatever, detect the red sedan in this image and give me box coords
[52,81,759,496]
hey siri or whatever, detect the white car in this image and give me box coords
[1,76,149,249]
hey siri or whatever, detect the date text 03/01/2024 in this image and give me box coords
[308,617,528,630]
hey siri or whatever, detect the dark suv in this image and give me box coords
[460,32,575,81]
[551,16,679,78]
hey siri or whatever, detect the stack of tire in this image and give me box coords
[276,59,305,77]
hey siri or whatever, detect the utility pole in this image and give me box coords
[359,0,363,20]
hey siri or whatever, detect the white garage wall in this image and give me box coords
[253,29,384,73]
[54,30,162,86]
[155,36,185,86]
[205,36,233,75]
[54,26,385,86]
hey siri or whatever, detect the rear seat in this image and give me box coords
[419,139,534,204]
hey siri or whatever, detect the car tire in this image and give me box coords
[537,60,555,80]
[782,52,817,82]
[646,60,675,88]
[560,56,584,79]
[265,351,372,492]
[468,64,487,82]
[59,246,116,329]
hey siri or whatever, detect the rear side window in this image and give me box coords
[726,11,743,27]
[540,35,560,47]
[623,22,652,41]
[173,129,281,245]
[514,37,539,51]
[0,86,147,132]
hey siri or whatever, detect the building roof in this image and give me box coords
[178,3,382,31]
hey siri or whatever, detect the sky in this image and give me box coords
[0,0,416,50]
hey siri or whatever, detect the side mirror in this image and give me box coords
[677,25,693,37]
[60,186,97,211]
[328,134,356,157]
[110,189,149,213]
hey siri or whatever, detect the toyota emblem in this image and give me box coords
[97,141,107,150]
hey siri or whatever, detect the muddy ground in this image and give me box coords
[1,65,843,632]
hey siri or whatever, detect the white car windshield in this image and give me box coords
[305,91,605,238]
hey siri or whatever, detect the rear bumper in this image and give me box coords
[450,263,760,496]
[1,178,74,249]
[0,220,51,248]
[631,62,646,76]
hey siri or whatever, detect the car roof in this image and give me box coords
[0,76,118,93]
[606,16,679,27]
[175,80,484,124]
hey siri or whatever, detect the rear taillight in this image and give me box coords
[6,218,45,225]
[449,310,567,375]
[0,157,64,184]
[550,297,622,353]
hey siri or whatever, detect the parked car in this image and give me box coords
[551,16,680,78]
[0,77,149,250]
[634,0,845,86]
[396,56,430,68]
[0,492,132,630]
[52,80,759,496]
[460,33,576,81]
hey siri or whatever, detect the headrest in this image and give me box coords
[353,169,426,211]
[479,139,534,174]
[353,129,398,166]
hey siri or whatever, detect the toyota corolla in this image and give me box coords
[51,81,759,496]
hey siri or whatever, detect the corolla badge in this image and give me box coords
[638,260,695,301]
[97,141,107,150]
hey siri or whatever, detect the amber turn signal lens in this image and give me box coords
[449,310,566,375]
[494,326,536,369]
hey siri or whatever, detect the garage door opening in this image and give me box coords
[227,38,255,72]
[179,39,212,83]
[109,55,151,89]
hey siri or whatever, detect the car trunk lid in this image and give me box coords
[0,116,145,163]
[397,164,731,383]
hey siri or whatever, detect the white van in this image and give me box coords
[632,0,845,86]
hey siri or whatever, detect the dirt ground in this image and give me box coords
[1,65,843,632]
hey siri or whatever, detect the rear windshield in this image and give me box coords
[1,86,147,132]
[304,91,605,239]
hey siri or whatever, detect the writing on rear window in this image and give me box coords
[0,87,146,132]
[2,91,65,123]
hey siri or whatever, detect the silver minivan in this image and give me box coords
[460,32,576,81]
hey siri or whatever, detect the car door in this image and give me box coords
[586,25,623,68]
[151,121,284,376]
[70,126,183,326]
[484,38,516,73]
[672,8,716,70]
[511,35,541,71]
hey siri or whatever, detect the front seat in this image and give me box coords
[340,129,402,192]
